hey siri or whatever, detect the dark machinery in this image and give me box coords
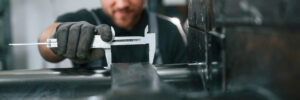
[187,0,300,99]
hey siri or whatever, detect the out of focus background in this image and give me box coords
[0,0,188,70]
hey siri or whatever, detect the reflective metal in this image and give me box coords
[187,0,300,99]
[0,62,280,100]
[0,63,206,100]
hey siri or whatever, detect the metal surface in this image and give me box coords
[224,27,300,100]
[8,42,52,46]
[0,63,277,100]
[0,63,208,100]
[187,0,225,93]
[9,26,156,68]
[186,0,300,99]
[0,68,111,100]
[106,63,182,100]
[214,0,300,99]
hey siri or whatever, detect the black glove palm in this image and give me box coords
[51,21,112,63]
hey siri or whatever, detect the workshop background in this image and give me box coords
[0,0,187,70]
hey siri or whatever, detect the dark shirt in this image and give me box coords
[56,8,186,67]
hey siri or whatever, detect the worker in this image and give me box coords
[38,0,187,67]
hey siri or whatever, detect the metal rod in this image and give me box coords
[8,43,48,46]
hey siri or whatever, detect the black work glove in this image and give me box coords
[51,21,113,63]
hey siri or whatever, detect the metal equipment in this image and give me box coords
[0,63,207,100]
[187,0,300,99]
[9,26,156,68]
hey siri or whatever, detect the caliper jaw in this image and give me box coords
[92,26,156,69]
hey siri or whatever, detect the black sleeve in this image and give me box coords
[172,29,187,63]
[157,18,187,64]
[170,24,187,64]
[55,9,97,25]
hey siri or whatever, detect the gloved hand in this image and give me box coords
[50,21,112,63]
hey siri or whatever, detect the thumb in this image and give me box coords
[95,24,113,42]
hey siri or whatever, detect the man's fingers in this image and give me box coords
[55,23,74,56]
[52,21,109,62]
[64,23,82,58]
[96,24,113,42]
[76,22,95,59]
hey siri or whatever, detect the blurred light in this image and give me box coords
[170,17,181,26]
[87,95,104,100]
[164,0,186,6]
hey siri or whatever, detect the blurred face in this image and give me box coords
[100,0,145,30]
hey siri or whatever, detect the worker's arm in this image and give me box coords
[38,21,112,63]
[38,23,64,63]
